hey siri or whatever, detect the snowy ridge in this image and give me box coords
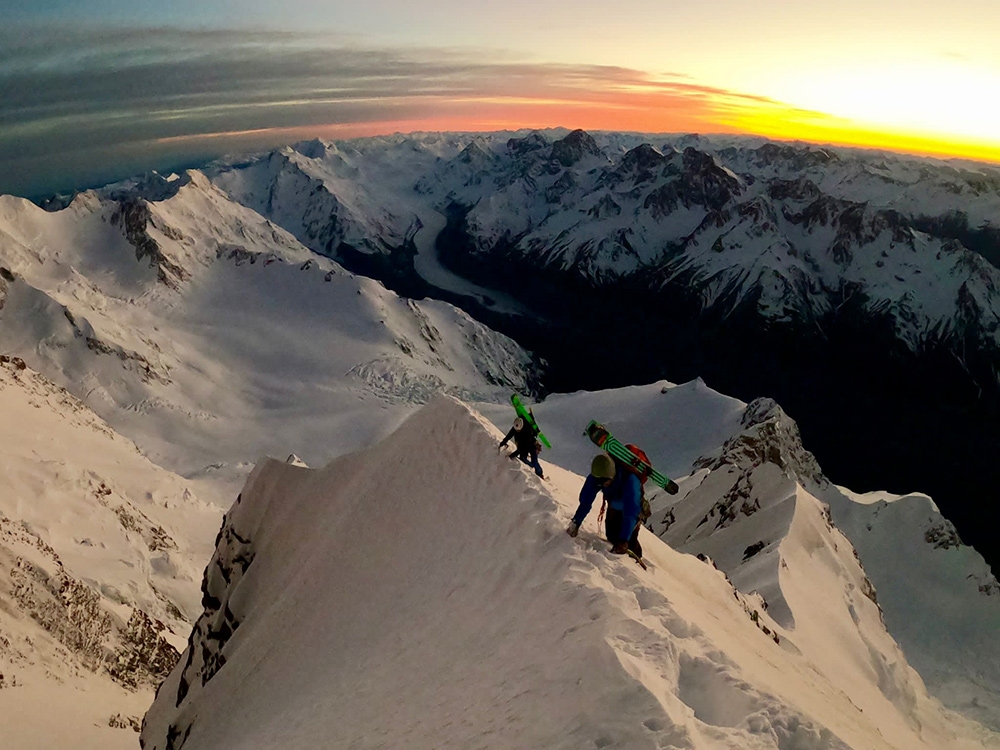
[474,381,1000,732]
[141,397,995,750]
[822,485,1000,731]
[0,172,533,745]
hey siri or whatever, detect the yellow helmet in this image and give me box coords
[590,453,615,479]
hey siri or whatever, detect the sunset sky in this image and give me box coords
[3,0,999,197]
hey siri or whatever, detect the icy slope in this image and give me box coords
[0,356,219,749]
[142,397,993,750]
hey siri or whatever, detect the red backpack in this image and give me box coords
[623,444,653,485]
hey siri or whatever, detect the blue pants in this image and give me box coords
[605,508,643,557]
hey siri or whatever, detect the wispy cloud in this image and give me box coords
[0,26,771,197]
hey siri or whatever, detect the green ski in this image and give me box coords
[585,420,679,495]
[511,394,552,449]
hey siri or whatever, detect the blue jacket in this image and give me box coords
[572,466,641,542]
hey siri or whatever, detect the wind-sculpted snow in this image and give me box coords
[142,397,993,750]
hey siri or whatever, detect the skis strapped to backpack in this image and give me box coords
[511,394,552,449]
[585,420,679,494]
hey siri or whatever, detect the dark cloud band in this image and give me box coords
[0,26,772,198]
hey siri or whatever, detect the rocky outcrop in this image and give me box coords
[2,515,180,687]
[0,266,10,310]
[62,306,170,385]
[172,503,253,713]
[695,397,828,492]
[110,198,189,289]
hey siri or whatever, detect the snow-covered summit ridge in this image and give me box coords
[142,396,996,750]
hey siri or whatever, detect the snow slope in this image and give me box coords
[824,486,1000,731]
[0,355,218,749]
[0,174,533,492]
[142,397,996,750]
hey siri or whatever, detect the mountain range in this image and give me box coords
[1,129,998,748]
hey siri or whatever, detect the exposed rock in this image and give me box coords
[506,132,549,158]
[549,129,603,167]
[924,521,963,550]
[109,713,143,732]
[696,397,827,491]
[109,610,180,689]
[110,198,189,289]
[174,511,254,708]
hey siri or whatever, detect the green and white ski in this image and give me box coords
[511,394,552,449]
[585,420,679,495]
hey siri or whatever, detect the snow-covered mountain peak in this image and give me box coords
[549,128,606,167]
[195,130,1000,358]
[5,128,1000,746]
[687,396,827,493]
[290,137,334,161]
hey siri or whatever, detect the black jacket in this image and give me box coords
[501,422,538,451]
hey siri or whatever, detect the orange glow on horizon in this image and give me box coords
[155,86,1000,168]
[725,103,1000,166]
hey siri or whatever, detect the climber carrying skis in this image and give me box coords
[567,453,645,559]
[499,414,545,479]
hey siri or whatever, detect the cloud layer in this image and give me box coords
[0,26,769,198]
